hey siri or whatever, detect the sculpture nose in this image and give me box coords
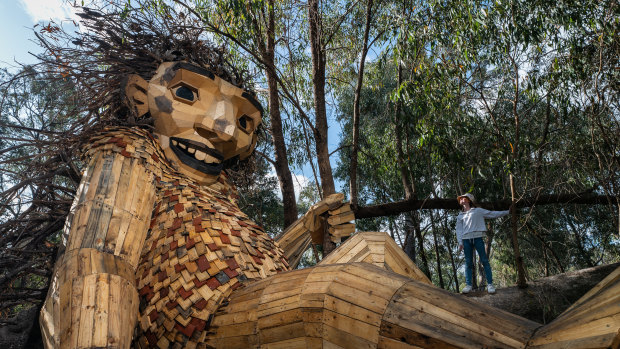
[195,99,236,142]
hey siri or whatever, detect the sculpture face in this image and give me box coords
[131,62,262,183]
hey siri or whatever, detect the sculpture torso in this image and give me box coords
[85,127,289,347]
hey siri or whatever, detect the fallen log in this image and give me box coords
[355,191,617,219]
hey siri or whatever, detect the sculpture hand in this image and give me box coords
[276,193,355,268]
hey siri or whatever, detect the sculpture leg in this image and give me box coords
[205,263,540,348]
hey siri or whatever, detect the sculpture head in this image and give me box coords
[125,62,262,184]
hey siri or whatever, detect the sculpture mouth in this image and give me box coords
[169,137,224,175]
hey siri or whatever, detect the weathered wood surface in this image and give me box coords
[318,232,431,284]
[206,263,541,348]
[527,265,620,349]
[276,193,356,268]
[40,128,289,349]
[40,137,158,349]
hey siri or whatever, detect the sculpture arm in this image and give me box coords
[276,193,355,268]
[40,130,159,349]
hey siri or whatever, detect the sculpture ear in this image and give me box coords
[125,74,149,117]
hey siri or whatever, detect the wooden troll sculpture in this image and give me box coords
[40,61,620,349]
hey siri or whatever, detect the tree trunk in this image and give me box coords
[441,213,460,292]
[349,0,374,209]
[468,262,620,324]
[510,174,527,288]
[402,215,416,262]
[265,0,298,228]
[308,0,336,255]
[430,211,444,288]
[308,0,335,197]
[412,212,431,280]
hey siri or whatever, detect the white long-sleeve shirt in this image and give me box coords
[456,207,509,244]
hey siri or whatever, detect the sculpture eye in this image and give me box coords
[175,85,195,101]
[238,115,253,133]
[171,84,198,104]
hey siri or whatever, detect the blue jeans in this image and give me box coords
[463,237,493,286]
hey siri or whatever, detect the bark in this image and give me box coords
[440,212,460,292]
[308,0,336,255]
[402,219,416,262]
[308,0,336,197]
[349,0,374,208]
[468,262,620,324]
[354,191,617,219]
[265,0,298,228]
[395,62,415,200]
[510,174,527,288]
[430,211,445,288]
[411,212,431,279]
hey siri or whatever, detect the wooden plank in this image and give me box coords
[258,321,306,344]
[322,309,380,344]
[327,211,355,226]
[257,308,302,330]
[257,294,301,318]
[104,158,133,252]
[328,204,352,216]
[327,281,389,314]
[397,281,540,339]
[211,310,256,326]
[76,274,96,348]
[389,287,526,348]
[379,321,460,349]
[67,154,105,252]
[377,335,425,349]
[331,270,397,301]
[58,276,72,346]
[324,193,345,206]
[527,331,619,349]
[342,263,409,290]
[324,294,382,327]
[323,323,376,349]
[322,339,346,349]
[209,321,257,338]
[261,337,309,349]
[384,283,538,348]
[527,313,620,346]
[320,238,368,265]
[68,276,84,348]
[382,304,511,349]
[82,155,116,249]
[92,273,110,347]
[107,275,121,349]
[206,335,259,348]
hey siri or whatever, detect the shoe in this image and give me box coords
[487,284,496,294]
[462,285,472,294]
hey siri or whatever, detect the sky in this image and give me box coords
[0,0,345,198]
[0,0,77,69]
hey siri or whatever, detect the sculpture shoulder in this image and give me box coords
[82,126,174,176]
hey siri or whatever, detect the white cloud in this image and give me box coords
[268,168,312,201]
[20,0,78,23]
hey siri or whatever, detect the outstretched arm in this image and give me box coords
[481,208,510,219]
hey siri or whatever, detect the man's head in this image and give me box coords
[126,62,262,184]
